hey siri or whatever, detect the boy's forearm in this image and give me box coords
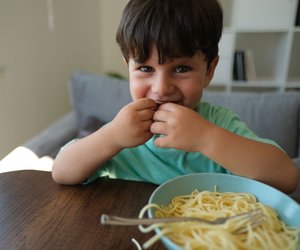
[201,125,299,193]
[52,125,122,185]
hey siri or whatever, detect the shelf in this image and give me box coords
[213,0,300,92]
[212,32,234,84]
[236,32,288,82]
[293,27,300,32]
[287,32,300,82]
[286,82,300,88]
[231,81,282,88]
[234,0,295,30]
[210,81,228,87]
[236,28,290,33]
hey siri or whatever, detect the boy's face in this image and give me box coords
[128,46,218,109]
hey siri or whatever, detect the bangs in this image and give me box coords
[116,0,222,65]
[129,21,200,64]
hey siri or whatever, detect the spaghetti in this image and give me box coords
[138,189,300,250]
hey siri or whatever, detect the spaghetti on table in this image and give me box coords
[138,189,300,250]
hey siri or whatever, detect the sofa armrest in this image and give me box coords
[289,157,300,197]
[23,111,78,158]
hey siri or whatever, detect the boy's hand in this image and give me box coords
[151,103,212,152]
[109,98,157,149]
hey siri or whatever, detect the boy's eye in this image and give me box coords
[175,65,192,73]
[139,66,154,73]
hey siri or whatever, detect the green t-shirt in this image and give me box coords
[84,102,279,184]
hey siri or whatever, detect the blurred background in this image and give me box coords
[0,0,129,158]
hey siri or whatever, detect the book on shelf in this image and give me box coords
[244,49,257,81]
[233,50,246,81]
[296,0,300,26]
[233,50,256,82]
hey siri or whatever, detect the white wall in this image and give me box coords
[99,0,129,77]
[0,0,107,158]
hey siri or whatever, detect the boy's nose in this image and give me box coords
[152,75,174,96]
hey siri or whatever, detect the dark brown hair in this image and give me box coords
[116,0,223,66]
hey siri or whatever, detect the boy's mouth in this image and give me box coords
[153,100,183,110]
[155,100,182,105]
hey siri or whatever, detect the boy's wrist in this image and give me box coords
[194,121,219,156]
[95,123,124,154]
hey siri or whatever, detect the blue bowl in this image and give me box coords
[148,173,300,250]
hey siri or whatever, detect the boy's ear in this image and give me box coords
[204,56,219,88]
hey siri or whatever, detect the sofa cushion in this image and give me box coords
[202,92,300,158]
[78,116,105,138]
[290,157,300,196]
[69,71,132,129]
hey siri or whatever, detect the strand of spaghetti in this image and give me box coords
[142,227,174,249]
[131,238,142,250]
[138,203,164,233]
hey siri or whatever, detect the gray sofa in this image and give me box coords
[15,72,300,194]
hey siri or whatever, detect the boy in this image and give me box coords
[52,0,298,193]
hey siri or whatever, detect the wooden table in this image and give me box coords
[0,170,163,250]
[0,170,299,250]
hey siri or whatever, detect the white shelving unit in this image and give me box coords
[211,0,300,92]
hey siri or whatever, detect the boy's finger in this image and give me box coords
[134,98,157,110]
[150,121,168,135]
[157,102,177,111]
[153,135,169,148]
[141,120,154,131]
[153,109,170,122]
[139,109,156,121]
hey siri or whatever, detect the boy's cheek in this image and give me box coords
[129,83,148,100]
